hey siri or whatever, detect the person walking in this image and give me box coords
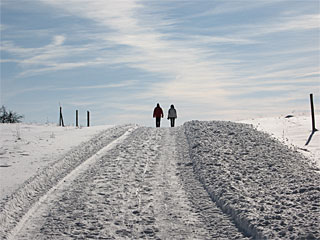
[153,103,164,127]
[167,104,177,127]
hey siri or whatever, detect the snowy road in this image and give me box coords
[1,122,319,239]
[2,126,246,239]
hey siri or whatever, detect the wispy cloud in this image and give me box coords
[2,35,128,77]
[5,80,138,100]
[189,0,288,18]
[55,81,137,91]
[3,0,224,106]
[238,14,320,37]
[1,0,319,124]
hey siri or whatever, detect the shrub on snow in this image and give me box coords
[0,105,24,123]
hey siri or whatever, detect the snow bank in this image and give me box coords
[239,114,320,168]
[0,125,133,238]
[184,120,320,239]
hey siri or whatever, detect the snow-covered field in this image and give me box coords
[0,115,319,239]
[0,124,113,201]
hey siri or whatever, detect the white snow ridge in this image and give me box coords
[0,121,319,239]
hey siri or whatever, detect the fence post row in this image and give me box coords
[60,107,91,127]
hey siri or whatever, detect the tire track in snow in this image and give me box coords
[175,127,249,239]
[0,125,135,239]
[150,127,243,239]
[11,127,162,239]
[4,125,253,239]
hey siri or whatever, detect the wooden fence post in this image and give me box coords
[76,110,79,127]
[310,93,317,132]
[59,107,64,127]
[59,107,61,126]
[87,111,90,127]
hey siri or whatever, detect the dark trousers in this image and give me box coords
[169,118,175,127]
[156,117,161,127]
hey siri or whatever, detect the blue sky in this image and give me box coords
[1,0,319,126]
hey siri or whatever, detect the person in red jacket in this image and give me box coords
[153,103,164,127]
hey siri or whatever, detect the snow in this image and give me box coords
[0,115,319,239]
[7,126,137,240]
[184,120,320,239]
[3,126,248,239]
[239,114,320,169]
[1,125,132,238]
[0,123,113,201]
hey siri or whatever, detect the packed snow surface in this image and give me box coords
[185,121,319,239]
[0,120,319,239]
[240,114,320,168]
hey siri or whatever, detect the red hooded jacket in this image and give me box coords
[153,105,164,118]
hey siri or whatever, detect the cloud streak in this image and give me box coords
[1,0,319,124]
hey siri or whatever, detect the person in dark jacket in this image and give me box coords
[167,104,177,127]
[153,103,164,127]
